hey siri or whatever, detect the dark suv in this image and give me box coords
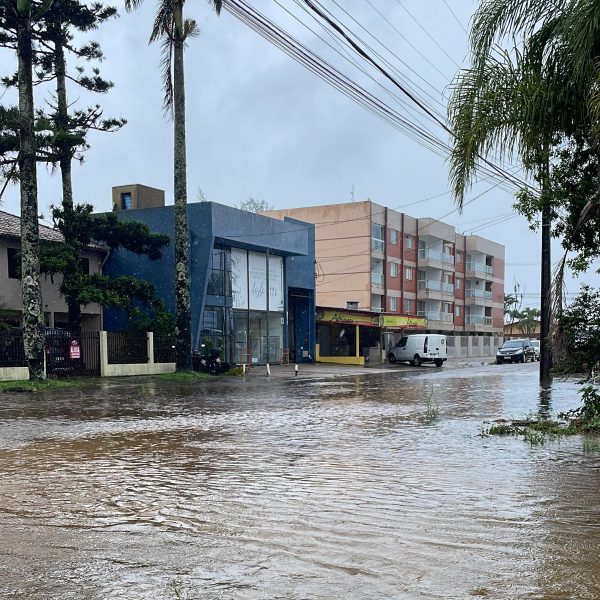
[496,339,536,364]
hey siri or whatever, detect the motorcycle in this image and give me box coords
[192,345,229,375]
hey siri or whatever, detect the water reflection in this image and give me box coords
[0,363,597,599]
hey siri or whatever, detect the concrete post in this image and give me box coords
[99,331,108,377]
[147,331,154,365]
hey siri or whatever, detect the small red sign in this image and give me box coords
[69,340,81,360]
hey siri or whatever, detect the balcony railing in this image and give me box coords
[371,238,384,253]
[371,272,384,286]
[418,248,456,265]
[416,311,453,323]
[418,280,454,293]
[466,262,494,276]
[466,315,493,326]
[466,289,493,300]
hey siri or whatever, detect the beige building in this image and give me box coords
[265,200,505,338]
[0,211,104,330]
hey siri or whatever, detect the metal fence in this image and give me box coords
[0,330,26,368]
[154,335,176,363]
[107,332,148,365]
[78,331,100,376]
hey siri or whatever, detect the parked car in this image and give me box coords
[388,334,447,367]
[530,339,540,361]
[496,339,536,364]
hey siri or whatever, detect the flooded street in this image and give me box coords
[0,363,599,599]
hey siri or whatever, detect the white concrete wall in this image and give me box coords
[0,367,29,381]
[99,331,176,377]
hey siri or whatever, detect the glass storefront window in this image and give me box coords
[268,312,283,362]
[249,311,268,364]
[206,247,285,364]
[233,310,249,364]
[207,248,232,297]
[200,306,225,352]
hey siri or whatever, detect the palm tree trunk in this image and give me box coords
[17,12,46,380]
[173,5,192,371]
[54,16,82,333]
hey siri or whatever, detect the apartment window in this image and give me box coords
[456,249,463,262]
[7,248,19,279]
[347,301,359,310]
[371,294,384,311]
[455,305,462,317]
[405,266,414,280]
[404,298,414,314]
[390,228,398,245]
[390,297,397,311]
[456,277,462,290]
[371,258,384,286]
[371,223,384,252]
[390,262,398,277]
[405,234,414,249]
[121,192,132,210]
[443,302,453,314]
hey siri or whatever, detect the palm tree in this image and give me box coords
[125,0,222,370]
[448,0,597,383]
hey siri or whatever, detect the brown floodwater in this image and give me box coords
[0,363,598,599]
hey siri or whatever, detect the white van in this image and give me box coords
[387,334,447,367]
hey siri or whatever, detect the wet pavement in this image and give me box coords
[0,362,599,599]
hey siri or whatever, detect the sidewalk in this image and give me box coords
[241,357,495,381]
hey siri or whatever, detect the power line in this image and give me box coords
[388,0,461,68]
[223,0,529,195]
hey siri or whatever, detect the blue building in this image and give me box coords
[103,185,315,364]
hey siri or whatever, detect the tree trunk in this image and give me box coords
[54,14,82,333]
[17,13,46,380]
[173,7,192,371]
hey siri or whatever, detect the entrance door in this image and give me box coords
[289,292,313,363]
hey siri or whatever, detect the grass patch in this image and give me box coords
[224,366,244,377]
[153,371,212,382]
[0,378,84,393]
[484,385,600,445]
[424,386,439,422]
[155,367,244,381]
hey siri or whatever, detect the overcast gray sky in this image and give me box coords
[2,0,599,306]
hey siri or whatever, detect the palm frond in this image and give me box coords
[150,0,174,44]
[209,0,223,16]
[159,33,174,116]
[471,0,567,66]
[183,18,198,41]
[448,47,550,205]
[123,0,145,13]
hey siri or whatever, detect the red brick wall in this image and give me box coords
[404,235,417,263]
[387,229,400,259]
[403,265,417,293]
[492,307,504,329]
[386,262,401,294]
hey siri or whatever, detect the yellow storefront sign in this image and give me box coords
[316,309,425,329]
[381,314,425,328]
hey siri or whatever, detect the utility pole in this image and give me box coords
[540,202,552,383]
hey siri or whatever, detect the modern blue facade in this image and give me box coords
[103,202,315,363]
